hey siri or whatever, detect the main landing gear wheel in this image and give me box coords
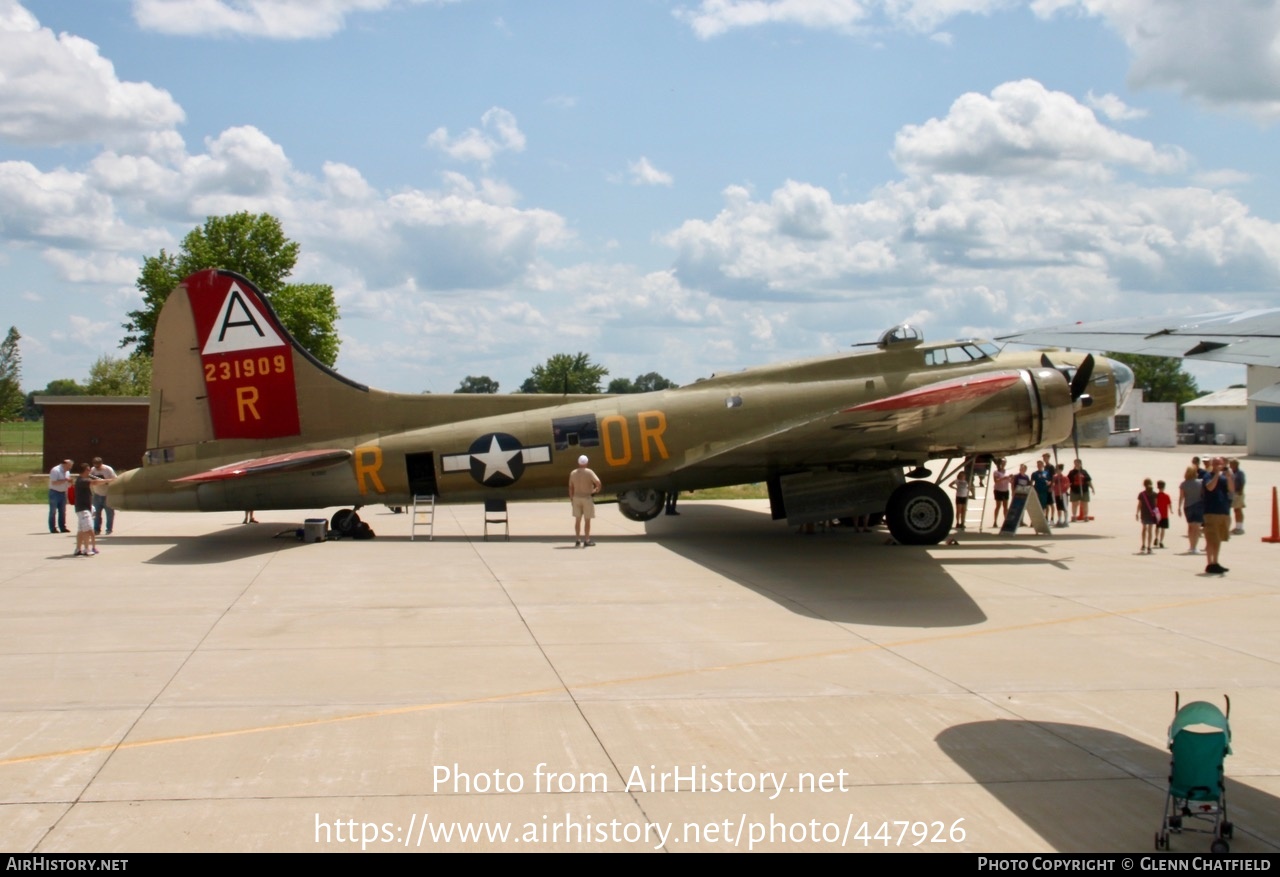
[885,481,953,545]
[331,508,361,535]
[617,489,666,522]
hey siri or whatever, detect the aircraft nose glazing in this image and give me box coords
[1109,358,1135,410]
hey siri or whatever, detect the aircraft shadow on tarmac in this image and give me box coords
[936,720,1280,854]
[639,503,1119,628]
[640,503,1001,628]
[123,524,328,564]
[132,503,1100,627]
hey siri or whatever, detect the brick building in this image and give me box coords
[36,396,149,473]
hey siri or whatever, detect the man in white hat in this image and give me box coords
[568,454,602,547]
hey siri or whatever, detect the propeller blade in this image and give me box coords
[1069,353,1095,402]
[1040,353,1054,369]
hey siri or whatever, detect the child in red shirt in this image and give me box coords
[1155,480,1172,548]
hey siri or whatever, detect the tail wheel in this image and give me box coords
[885,481,953,545]
[617,489,666,522]
[331,509,361,534]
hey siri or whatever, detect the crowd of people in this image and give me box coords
[1168,455,1245,575]
[951,451,1248,576]
[47,457,116,556]
[953,455,1094,531]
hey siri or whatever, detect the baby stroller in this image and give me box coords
[1155,693,1232,853]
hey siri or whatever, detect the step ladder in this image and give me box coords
[411,494,435,541]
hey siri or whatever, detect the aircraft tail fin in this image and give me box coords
[147,268,590,457]
[148,268,360,449]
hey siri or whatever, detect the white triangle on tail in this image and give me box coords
[201,283,286,355]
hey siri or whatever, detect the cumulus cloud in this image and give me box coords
[50,314,114,346]
[41,249,141,285]
[427,107,526,166]
[674,0,1016,39]
[0,1,561,305]
[1033,0,1280,119]
[893,80,1186,178]
[354,186,566,289]
[676,0,874,39]
[5,109,567,308]
[664,80,1280,325]
[678,1,1280,119]
[0,161,165,250]
[0,1,184,147]
[628,157,674,187]
[131,0,461,40]
[1086,90,1147,121]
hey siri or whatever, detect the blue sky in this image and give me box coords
[4,0,1278,396]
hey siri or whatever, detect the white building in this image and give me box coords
[1182,388,1249,447]
[1105,388,1176,448]
[1246,365,1280,457]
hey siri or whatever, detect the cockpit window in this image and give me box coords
[923,344,995,366]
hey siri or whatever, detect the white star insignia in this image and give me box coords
[472,435,520,482]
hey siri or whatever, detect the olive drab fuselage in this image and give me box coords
[110,269,1131,530]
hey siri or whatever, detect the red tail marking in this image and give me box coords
[186,269,302,440]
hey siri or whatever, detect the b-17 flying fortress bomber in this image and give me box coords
[109,269,1132,545]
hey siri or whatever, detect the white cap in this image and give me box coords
[577,455,589,465]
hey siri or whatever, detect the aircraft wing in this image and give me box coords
[999,308,1280,367]
[169,449,353,484]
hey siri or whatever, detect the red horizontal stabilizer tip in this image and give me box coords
[170,449,353,484]
[844,372,1021,413]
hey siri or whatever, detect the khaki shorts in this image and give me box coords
[1203,514,1230,543]
[571,496,595,519]
[1233,492,1245,511]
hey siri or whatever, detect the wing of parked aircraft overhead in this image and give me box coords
[999,308,1280,368]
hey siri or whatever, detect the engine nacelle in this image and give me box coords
[957,368,1074,454]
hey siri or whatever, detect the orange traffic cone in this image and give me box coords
[1263,486,1280,544]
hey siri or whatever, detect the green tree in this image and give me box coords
[0,327,22,421]
[1104,352,1200,408]
[123,212,340,366]
[455,375,499,393]
[634,372,678,392]
[520,352,609,394]
[23,378,85,420]
[271,283,340,368]
[85,354,152,396]
[608,371,678,394]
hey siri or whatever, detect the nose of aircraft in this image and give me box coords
[1107,357,1135,411]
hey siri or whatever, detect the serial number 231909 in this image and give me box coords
[204,354,288,383]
